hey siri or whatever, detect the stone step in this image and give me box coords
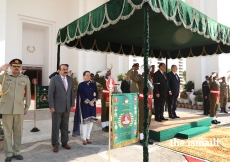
[176,126,210,139]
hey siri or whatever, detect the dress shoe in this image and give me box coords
[86,139,92,144]
[13,155,23,160]
[5,157,12,162]
[148,139,154,144]
[155,119,162,122]
[62,144,71,149]
[139,140,143,145]
[169,116,175,119]
[215,120,221,124]
[53,146,59,152]
[174,116,180,118]
[83,140,87,145]
[212,120,218,124]
[160,117,168,121]
[68,131,70,133]
[139,139,153,145]
[102,127,109,132]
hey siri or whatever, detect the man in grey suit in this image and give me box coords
[48,64,75,153]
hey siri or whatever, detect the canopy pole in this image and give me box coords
[57,45,60,70]
[143,3,149,162]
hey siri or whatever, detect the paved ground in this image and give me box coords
[0,101,229,162]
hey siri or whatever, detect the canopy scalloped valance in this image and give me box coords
[56,0,230,58]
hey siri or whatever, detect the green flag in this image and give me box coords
[112,93,139,148]
[36,86,49,109]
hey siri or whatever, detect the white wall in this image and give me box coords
[2,0,109,84]
[0,0,6,66]
[22,28,44,65]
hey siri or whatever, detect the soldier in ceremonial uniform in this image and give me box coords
[219,76,229,113]
[0,59,31,162]
[209,72,221,124]
[127,66,153,145]
[94,68,111,132]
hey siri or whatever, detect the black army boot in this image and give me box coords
[223,108,228,113]
[220,108,224,113]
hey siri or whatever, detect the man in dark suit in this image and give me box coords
[48,64,75,153]
[167,65,180,119]
[202,75,210,115]
[154,63,172,122]
[120,75,131,93]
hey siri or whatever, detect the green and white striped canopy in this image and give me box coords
[57,0,230,58]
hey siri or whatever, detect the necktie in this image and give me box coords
[175,73,179,80]
[62,77,67,91]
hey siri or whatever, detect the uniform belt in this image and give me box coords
[102,89,109,93]
[139,92,153,100]
[138,92,153,110]
[210,90,219,94]
[210,90,220,102]
[102,88,109,103]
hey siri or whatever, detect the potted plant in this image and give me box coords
[191,89,202,105]
[195,94,203,110]
[180,91,189,104]
[183,81,194,93]
[117,73,125,81]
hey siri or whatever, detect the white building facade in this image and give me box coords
[1,0,187,88]
[184,0,230,90]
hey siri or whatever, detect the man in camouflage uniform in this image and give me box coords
[219,77,229,113]
[127,66,153,145]
[209,72,221,124]
[0,59,31,162]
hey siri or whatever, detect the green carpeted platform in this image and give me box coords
[149,118,211,142]
[176,126,210,139]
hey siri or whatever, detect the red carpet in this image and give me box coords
[184,155,204,162]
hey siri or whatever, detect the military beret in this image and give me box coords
[9,59,22,66]
[132,63,139,67]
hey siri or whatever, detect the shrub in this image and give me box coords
[183,81,194,92]
[195,94,203,102]
[117,73,126,81]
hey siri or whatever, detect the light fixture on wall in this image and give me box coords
[27,46,35,53]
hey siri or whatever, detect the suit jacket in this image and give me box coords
[202,80,210,97]
[167,71,180,96]
[48,75,75,112]
[154,70,170,97]
[120,80,130,93]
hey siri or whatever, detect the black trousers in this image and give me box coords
[168,95,178,117]
[154,96,166,119]
[203,97,210,114]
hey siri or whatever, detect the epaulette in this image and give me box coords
[23,75,29,78]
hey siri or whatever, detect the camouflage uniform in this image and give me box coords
[0,72,31,158]
[219,82,229,113]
